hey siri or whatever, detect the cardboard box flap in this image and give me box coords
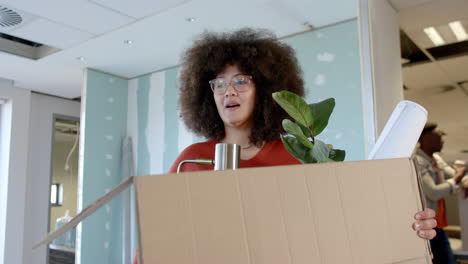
[134,158,431,264]
[33,177,134,249]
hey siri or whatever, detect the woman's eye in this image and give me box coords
[234,78,246,85]
[217,81,226,88]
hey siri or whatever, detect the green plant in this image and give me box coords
[272,90,345,163]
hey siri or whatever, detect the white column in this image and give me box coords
[358,0,403,153]
[0,82,31,264]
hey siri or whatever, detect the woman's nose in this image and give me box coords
[224,83,238,96]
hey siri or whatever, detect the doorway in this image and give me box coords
[47,116,80,264]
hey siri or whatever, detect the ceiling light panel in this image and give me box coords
[0,0,134,35]
[89,0,190,19]
[424,27,445,46]
[449,21,468,41]
[405,20,468,49]
[398,0,468,33]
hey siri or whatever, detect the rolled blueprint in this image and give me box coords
[368,100,428,160]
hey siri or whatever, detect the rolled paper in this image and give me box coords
[368,100,428,160]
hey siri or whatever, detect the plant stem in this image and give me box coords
[309,127,315,143]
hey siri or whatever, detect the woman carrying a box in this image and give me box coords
[171,27,437,239]
[133,27,437,264]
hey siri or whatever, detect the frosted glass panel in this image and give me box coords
[284,20,365,161]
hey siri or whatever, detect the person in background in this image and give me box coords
[133,28,438,264]
[433,154,468,198]
[455,160,468,197]
[433,152,456,177]
[414,122,467,264]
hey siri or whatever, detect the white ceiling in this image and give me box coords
[0,0,357,99]
[2,0,467,160]
[390,0,468,162]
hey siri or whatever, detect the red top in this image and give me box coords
[168,139,301,173]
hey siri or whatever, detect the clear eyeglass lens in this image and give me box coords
[233,76,249,89]
[210,75,251,93]
[215,79,227,89]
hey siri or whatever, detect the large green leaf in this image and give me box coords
[296,121,311,138]
[274,91,344,164]
[312,140,331,163]
[329,149,346,162]
[280,134,315,163]
[273,91,313,128]
[308,98,335,136]
[282,119,313,149]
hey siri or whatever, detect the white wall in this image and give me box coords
[0,83,80,264]
[362,0,403,136]
[23,93,80,264]
[358,0,403,152]
[0,82,31,264]
[0,81,12,264]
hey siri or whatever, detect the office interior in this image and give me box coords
[1,0,467,263]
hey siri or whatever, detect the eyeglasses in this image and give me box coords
[209,74,253,94]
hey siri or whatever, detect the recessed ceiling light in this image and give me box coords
[185,17,196,22]
[423,27,445,46]
[448,21,468,42]
[124,40,133,45]
[76,56,85,61]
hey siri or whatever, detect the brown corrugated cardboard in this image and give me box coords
[36,158,431,264]
[134,158,430,264]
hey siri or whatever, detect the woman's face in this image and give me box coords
[212,64,256,129]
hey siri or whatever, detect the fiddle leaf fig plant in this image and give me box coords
[272,90,346,163]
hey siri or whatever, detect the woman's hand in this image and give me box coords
[412,208,437,239]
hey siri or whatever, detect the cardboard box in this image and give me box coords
[36,158,431,263]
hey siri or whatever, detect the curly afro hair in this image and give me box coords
[179,28,305,146]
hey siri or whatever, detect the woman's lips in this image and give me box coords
[225,104,240,111]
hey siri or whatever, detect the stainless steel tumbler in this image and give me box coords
[214,143,240,170]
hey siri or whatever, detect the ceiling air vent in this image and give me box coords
[0,6,22,27]
[0,5,61,60]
